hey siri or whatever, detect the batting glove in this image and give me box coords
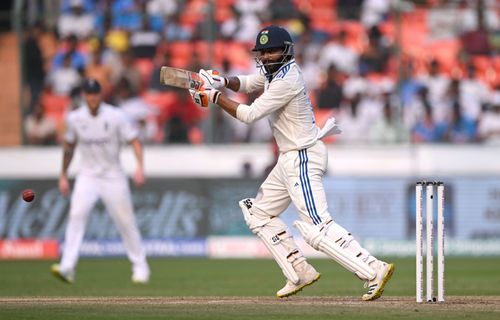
[199,69,227,90]
[189,88,221,108]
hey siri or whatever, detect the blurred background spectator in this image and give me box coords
[317,64,344,110]
[57,0,95,40]
[24,101,57,145]
[23,22,46,113]
[369,92,410,144]
[477,90,500,144]
[115,78,159,144]
[46,52,82,96]
[443,99,478,143]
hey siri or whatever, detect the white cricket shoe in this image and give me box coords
[50,264,75,284]
[132,265,150,284]
[362,261,395,301]
[276,262,320,298]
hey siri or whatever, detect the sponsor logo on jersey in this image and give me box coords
[80,138,110,146]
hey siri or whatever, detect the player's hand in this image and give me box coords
[189,88,221,108]
[134,167,145,187]
[59,174,69,196]
[199,69,227,89]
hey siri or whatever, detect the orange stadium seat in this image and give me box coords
[193,41,212,66]
[311,9,336,34]
[492,57,500,87]
[180,0,207,28]
[400,9,428,55]
[340,21,365,52]
[226,43,252,70]
[426,39,461,75]
[141,91,178,122]
[188,126,204,144]
[494,56,500,72]
[213,40,229,66]
[472,56,498,88]
[294,0,335,9]
[378,21,395,42]
[169,42,193,69]
[217,0,235,6]
[40,93,70,138]
[215,7,232,23]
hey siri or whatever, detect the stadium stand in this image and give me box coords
[15,0,499,145]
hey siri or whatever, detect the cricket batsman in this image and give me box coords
[189,25,394,300]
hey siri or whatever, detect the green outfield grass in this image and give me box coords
[0,257,499,319]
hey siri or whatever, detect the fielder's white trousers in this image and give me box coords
[252,140,331,224]
[60,175,148,273]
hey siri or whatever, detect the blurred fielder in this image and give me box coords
[189,25,394,300]
[51,79,150,284]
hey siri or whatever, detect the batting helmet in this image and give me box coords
[252,26,294,78]
[252,25,294,53]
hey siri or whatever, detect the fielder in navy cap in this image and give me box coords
[82,78,101,93]
[52,73,150,286]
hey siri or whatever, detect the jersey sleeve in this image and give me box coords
[117,111,139,142]
[63,114,77,143]
[236,78,297,124]
[237,74,266,93]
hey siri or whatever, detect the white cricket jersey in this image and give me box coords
[64,103,138,178]
[236,59,319,152]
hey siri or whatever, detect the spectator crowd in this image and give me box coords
[22,0,500,146]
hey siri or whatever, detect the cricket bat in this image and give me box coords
[159,66,204,90]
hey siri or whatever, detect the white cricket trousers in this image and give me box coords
[60,175,148,272]
[252,140,330,224]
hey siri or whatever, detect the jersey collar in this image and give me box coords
[84,102,104,116]
[268,59,295,82]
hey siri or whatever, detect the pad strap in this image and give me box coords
[295,220,376,280]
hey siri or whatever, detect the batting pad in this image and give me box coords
[295,220,376,280]
[239,199,300,284]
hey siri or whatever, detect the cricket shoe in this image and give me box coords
[276,262,320,298]
[50,264,75,284]
[362,261,395,301]
[132,266,150,284]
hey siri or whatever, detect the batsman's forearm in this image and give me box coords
[225,76,240,92]
[61,142,75,175]
[130,138,144,169]
[216,94,240,118]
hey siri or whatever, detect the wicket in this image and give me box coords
[416,181,445,303]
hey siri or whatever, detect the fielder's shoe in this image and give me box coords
[276,262,320,298]
[131,266,150,284]
[50,264,75,284]
[362,261,395,301]
[131,275,149,284]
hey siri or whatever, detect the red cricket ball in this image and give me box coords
[22,189,35,202]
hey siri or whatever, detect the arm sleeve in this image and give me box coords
[236,78,297,124]
[118,112,139,142]
[237,74,266,93]
[63,114,77,143]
